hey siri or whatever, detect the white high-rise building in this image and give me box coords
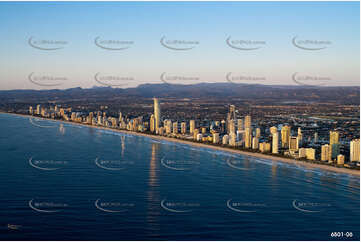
[272,132,279,154]
[350,139,360,162]
[154,98,161,134]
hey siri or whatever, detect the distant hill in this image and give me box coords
[0,83,359,104]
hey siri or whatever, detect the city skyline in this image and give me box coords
[0,1,359,90]
[25,98,360,168]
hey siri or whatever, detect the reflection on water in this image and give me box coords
[59,123,65,135]
[147,143,161,237]
[121,136,125,158]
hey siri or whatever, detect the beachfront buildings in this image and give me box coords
[154,98,161,134]
[27,100,360,168]
[350,139,360,162]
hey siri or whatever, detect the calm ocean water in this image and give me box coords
[0,113,359,241]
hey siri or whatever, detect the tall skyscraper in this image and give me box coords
[245,127,252,148]
[181,122,187,134]
[297,127,303,146]
[153,98,161,134]
[321,144,331,161]
[329,131,340,161]
[329,131,339,145]
[244,115,251,129]
[281,125,291,148]
[229,120,236,134]
[350,139,360,162]
[150,114,155,133]
[237,119,243,131]
[272,132,279,154]
[190,120,195,134]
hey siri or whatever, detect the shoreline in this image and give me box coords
[2,111,360,177]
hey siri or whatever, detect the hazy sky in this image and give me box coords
[0,1,359,90]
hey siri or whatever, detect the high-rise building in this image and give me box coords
[29,106,33,114]
[201,127,207,134]
[172,122,178,134]
[237,119,243,131]
[297,127,303,146]
[150,114,155,133]
[229,132,237,146]
[289,136,299,151]
[245,128,252,148]
[255,128,261,138]
[222,134,229,145]
[181,122,187,134]
[244,115,251,129]
[190,120,195,134]
[154,98,161,134]
[305,148,315,160]
[272,132,279,154]
[164,119,172,134]
[299,148,306,158]
[350,139,360,162]
[329,131,339,145]
[281,125,291,148]
[229,120,236,134]
[213,133,220,144]
[36,104,41,115]
[252,137,259,150]
[321,144,331,161]
[337,154,345,165]
[331,143,340,160]
[259,142,271,153]
[193,129,199,140]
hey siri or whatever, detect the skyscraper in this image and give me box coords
[181,122,187,134]
[350,139,360,162]
[272,132,279,154]
[281,125,291,148]
[190,120,195,134]
[173,122,178,134]
[329,131,339,145]
[244,115,251,129]
[289,136,299,151]
[321,144,331,161]
[154,98,161,134]
[297,127,303,146]
[150,114,155,133]
[237,119,243,131]
[329,131,340,161]
[245,127,252,148]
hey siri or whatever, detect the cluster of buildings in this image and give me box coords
[29,98,360,167]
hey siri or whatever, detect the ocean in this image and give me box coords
[0,113,359,240]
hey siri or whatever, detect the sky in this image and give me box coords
[0,1,359,90]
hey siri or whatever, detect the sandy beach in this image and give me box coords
[2,112,360,177]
